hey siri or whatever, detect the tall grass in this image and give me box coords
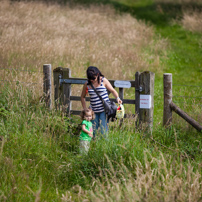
[1,0,202,201]
[182,10,202,33]
[1,86,202,201]
[0,0,165,80]
[63,153,202,202]
[0,0,167,113]
[153,0,201,2]
[1,85,202,201]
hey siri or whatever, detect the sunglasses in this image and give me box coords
[88,75,97,81]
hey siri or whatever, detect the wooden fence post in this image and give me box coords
[53,67,63,110]
[163,73,172,127]
[119,88,124,101]
[135,72,140,126]
[61,68,71,116]
[53,67,71,115]
[139,71,155,133]
[119,87,124,125]
[43,64,52,109]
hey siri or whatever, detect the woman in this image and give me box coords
[81,66,122,137]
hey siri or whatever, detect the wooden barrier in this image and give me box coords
[163,73,202,132]
[170,102,202,132]
[139,71,155,132]
[163,73,172,126]
[53,67,155,129]
[43,64,52,109]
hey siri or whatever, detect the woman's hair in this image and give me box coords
[80,108,95,120]
[86,66,104,85]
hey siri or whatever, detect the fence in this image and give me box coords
[163,73,202,132]
[2,66,201,132]
[53,67,155,131]
[0,64,155,131]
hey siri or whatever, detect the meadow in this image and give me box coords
[0,0,202,201]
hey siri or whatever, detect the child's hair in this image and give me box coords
[80,108,95,120]
[87,66,104,85]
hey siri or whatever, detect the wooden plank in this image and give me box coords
[135,72,140,120]
[109,98,135,104]
[163,73,172,127]
[170,102,202,132]
[139,71,155,133]
[70,96,135,104]
[43,64,52,109]
[71,110,81,115]
[70,110,137,119]
[53,66,63,110]
[70,96,91,101]
[60,77,136,87]
[61,68,71,116]
[119,88,124,100]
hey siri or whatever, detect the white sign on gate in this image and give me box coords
[140,95,151,109]
[114,80,131,88]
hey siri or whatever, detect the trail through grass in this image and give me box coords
[64,0,202,124]
[108,0,202,124]
[1,0,202,201]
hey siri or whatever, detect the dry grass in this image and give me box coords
[61,153,202,202]
[0,0,165,81]
[153,0,201,3]
[153,0,202,33]
[0,68,43,94]
[0,0,167,110]
[181,10,202,33]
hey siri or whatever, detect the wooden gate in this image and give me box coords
[53,67,155,130]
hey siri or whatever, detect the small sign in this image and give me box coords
[114,80,131,88]
[140,95,151,109]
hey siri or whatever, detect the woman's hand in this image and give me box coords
[103,78,123,104]
[116,97,122,104]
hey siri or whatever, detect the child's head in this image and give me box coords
[80,108,95,121]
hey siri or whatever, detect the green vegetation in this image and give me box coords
[61,0,202,122]
[1,85,202,201]
[1,83,202,201]
[0,0,202,201]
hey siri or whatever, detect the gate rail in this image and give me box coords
[163,73,202,132]
[52,66,155,131]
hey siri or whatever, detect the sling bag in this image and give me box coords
[90,83,117,121]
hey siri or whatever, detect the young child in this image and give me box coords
[79,109,94,154]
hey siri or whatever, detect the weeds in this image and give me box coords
[0,83,202,200]
[0,0,202,201]
[182,10,202,33]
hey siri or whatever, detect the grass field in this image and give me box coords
[0,0,202,201]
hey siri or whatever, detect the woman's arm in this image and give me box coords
[103,78,122,104]
[81,82,88,110]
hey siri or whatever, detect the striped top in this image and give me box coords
[88,77,110,113]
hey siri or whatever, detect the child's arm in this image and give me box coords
[82,124,93,137]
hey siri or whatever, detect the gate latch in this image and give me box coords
[59,74,63,87]
[136,86,143,92]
